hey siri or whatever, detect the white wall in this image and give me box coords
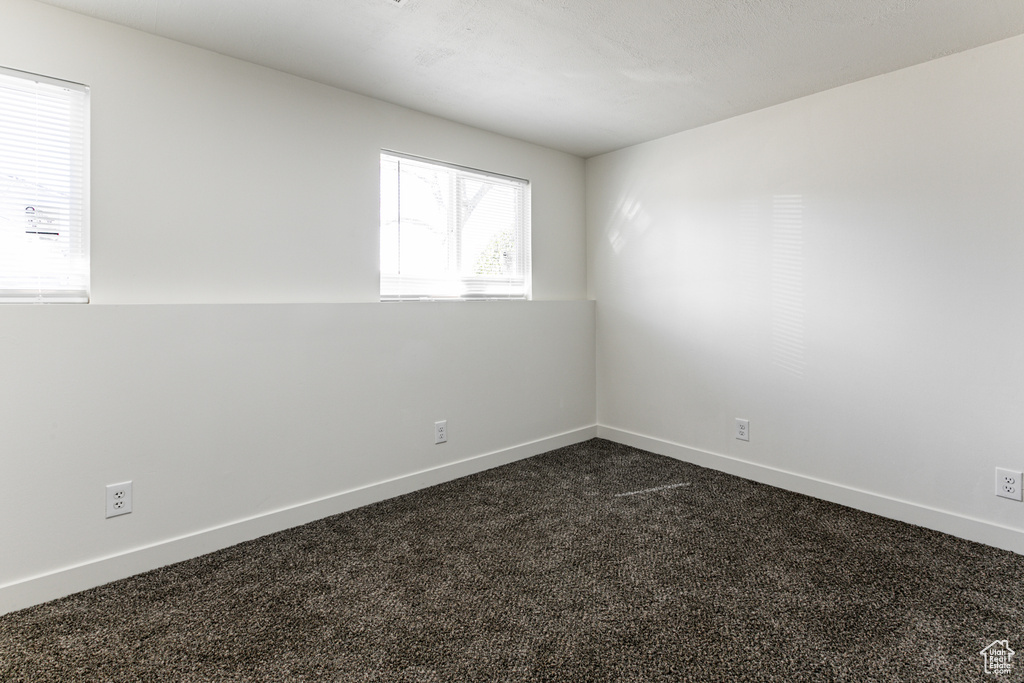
[588,34,1024,552]
[0,0,594,613]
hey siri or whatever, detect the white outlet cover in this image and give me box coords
[996,468,1023,501]
[736,418,750,442]
[434,420,447,444]
[106,481,133,518]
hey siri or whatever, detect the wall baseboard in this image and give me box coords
[0,426,597,616]
[598,425,1024,556]
[11,423,1015,616]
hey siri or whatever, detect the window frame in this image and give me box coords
[379,151,531,302]
[0,66,90,304]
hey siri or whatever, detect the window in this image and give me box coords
[0,67,89,303]
[380,152,530,300]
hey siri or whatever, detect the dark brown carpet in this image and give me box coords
[2,438,1023,681]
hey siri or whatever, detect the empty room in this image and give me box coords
[2,0,1024,679]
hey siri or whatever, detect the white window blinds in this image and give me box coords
[0,67,89,303]
[380,152,530,300]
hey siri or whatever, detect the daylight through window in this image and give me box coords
[380,152,530,300]
[0,67,89,303]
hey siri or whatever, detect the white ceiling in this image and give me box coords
[35,0,1024,157]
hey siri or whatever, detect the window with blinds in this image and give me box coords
[0,67,89,303]
[380,152,530,300]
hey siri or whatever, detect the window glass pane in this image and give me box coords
[461,179,518,277]
[397,161,451,277]
[380,157,399,277]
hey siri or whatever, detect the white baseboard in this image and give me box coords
[598,425,1024,556]
[0,426,597,616]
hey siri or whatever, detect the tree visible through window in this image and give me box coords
[380,152,530,300]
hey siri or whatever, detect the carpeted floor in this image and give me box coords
[2,438,1023,681]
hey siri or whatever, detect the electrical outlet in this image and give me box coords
[434,420,447,444]
[106,481,133,518]
[736,418,750,442]
[996,468,1023,501]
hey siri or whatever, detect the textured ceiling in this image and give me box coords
[34,0,1024,157]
